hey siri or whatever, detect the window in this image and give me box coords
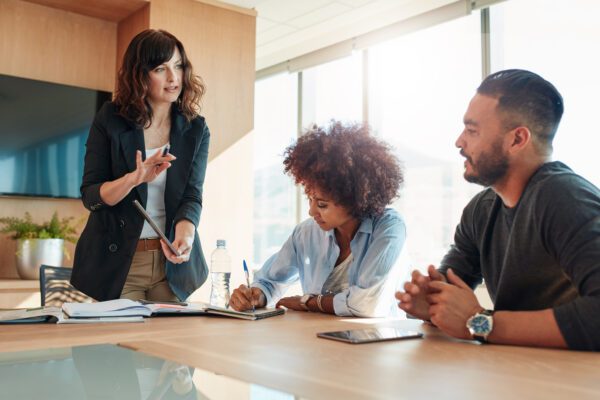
[301,53,363,127]
[368,11,482,268]
[490,0,600,187]
[298,53,364,217]
[253,73,298,266]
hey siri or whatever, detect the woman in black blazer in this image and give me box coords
[71,29,210,302]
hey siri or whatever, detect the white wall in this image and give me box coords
[189,130,255,303]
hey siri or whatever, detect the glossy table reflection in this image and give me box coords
[0,344,296,400]
[0,312,599,400]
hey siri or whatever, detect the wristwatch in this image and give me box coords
[299,294,314,311]
[466,309,494,343]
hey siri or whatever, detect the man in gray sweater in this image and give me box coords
[396,69,600,351]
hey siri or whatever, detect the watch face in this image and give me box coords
[469,315,492,335]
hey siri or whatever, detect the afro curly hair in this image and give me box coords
[283,121,403,220]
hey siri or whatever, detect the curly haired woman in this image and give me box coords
[230,121,407,317]
[71,29,210,302]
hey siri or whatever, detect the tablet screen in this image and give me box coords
[317,327,423,344]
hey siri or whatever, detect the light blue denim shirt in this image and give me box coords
[252,208,408,317]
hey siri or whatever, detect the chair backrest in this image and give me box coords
[39,265,95,307]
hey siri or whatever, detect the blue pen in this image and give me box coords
[243,259,255,312]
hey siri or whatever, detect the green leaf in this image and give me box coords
[0,211,81,242]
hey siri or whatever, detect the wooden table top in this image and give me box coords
[1,311,598,400]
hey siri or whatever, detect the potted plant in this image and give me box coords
[0,212,79,280]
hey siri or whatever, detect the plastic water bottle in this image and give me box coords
[209,239,231,308]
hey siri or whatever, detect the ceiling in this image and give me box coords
[22,0,459,71]
[218,0,458,70]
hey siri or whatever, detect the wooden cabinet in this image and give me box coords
[0,280,40,309]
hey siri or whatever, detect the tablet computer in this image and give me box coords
[317,327,423,344]
[132,200,181,257]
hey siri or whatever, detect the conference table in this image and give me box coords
[0,311,598,399]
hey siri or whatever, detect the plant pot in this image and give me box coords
[15,238,64,280]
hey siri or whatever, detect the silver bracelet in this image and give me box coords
[317,294,325,312]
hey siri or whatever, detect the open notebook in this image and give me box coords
[0,307,143,324]
[62,299,285,321]
[62,299,206,318]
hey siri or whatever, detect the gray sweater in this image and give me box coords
[440,161,600,351]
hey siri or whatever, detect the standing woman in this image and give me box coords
[71,29,210,302]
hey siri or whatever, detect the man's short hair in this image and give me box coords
[477,69,564,150]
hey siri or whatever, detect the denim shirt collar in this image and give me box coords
[324,216,374,241]
[357,216,373,235]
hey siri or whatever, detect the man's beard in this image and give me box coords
[463,140,509,187]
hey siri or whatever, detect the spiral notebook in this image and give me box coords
[61,299,285,321]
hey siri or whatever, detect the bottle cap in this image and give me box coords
[216,239,226,247]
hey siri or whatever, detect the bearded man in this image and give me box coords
[396,69,600,351]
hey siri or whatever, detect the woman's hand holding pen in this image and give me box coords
[128,148,176,187]
[161,219,194,264]
[230,285,266,311]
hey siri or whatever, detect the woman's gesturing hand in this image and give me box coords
[128,149,176,187]
[98,149,176,207]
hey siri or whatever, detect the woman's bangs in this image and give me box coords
[144,36,176,69]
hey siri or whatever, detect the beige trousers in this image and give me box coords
[120,250,178,302]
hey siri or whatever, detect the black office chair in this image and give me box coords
[39,265,95,307]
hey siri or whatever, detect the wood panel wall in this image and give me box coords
[0,0,256,280]
[149,0,256,160]
[0,0,116,91]
[116,4,150,79]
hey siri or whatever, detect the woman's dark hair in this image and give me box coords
[283,121,403,220]
[114,29,206,127]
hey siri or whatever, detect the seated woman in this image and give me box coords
[230,121,407,317]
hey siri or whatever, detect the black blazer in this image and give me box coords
[71,102,210,301]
